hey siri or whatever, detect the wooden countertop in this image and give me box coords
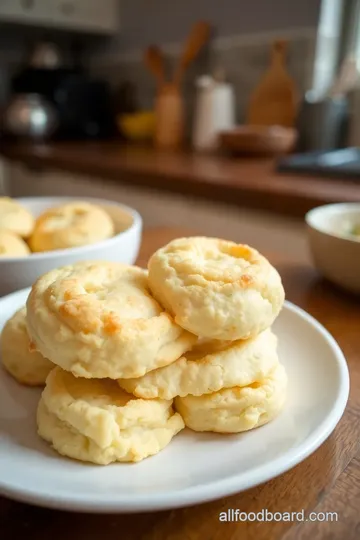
[2,141,360,217]
[1,227,360,540]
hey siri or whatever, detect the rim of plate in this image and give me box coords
[0,298,350,513]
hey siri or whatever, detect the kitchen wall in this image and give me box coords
[100,0,321,51]
[86,0,322,124]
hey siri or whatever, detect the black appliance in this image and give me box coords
[10,68,115,140]
[277,148,360,180]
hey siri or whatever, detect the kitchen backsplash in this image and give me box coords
[0,24,317,130]
[0,0,321,117]
[89,27,317,129]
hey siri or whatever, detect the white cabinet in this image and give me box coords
[0,0,119,34]
[0,0,51,23]
[52,0,118,34]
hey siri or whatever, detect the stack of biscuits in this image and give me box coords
[0,236,287,465]
[119,237,287,433]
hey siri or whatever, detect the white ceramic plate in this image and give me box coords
[0,289,349,513]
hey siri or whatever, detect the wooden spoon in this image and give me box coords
[144,45,166,87]
[173,20,211,87]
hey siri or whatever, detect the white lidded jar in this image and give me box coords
[192,72,235,151]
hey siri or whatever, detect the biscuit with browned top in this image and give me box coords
[29,201,114,252]
[148,237,285,340]
[26,261,196,379]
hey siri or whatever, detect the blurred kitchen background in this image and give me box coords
[1,0,360,259]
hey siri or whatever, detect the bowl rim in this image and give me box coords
[0,196,143,263]
[305,202,360,244]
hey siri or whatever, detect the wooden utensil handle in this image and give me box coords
[174,20,211,86]
[144,45,166,87]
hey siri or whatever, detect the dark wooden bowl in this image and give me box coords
[219,125,298,156]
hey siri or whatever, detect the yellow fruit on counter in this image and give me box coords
[118,111,155,141]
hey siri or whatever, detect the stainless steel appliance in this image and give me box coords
[2,61,115,140]
[3,93,58,140]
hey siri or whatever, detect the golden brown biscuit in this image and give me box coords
[0,230,30,257]
[37,367,184,464]
[0,307,53,385]
[42,367,180,445]
[174,363,287,433]
[0,197,34,238]
[118,329,279,399]
[29,201,115,252]
[26,262,196,379]
[37,399,184,464]
[148,237,285,340]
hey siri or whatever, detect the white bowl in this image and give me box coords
[0,196,143,297]
[306,203,360,294]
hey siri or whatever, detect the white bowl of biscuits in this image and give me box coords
[1,236,288,465]
[0,196,142,296]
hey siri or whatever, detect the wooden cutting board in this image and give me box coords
[246,40,298,127]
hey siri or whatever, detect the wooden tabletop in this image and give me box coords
[2,141,360,218]
[2,227,360,540]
